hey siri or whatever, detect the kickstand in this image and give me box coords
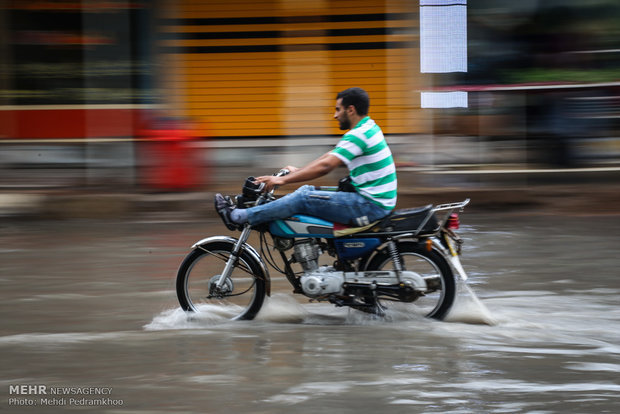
[373,300,387,317]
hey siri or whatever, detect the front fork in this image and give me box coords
[214,225,253,290]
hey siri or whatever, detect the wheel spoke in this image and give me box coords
[176,242,266,320]
[196,245,254,276]
[365,242,455,319]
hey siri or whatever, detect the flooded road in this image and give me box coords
[1,213,619,413]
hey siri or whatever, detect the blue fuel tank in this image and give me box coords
[269,215,335,238]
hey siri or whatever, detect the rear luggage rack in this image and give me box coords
[431,199,470,228]
[409,199,470,236]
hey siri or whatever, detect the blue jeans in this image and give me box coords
[247,185,391,226]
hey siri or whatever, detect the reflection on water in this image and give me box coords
[1,215,619,413]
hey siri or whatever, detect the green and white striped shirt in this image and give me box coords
[331,116,397,210]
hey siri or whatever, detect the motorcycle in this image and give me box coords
[176,169,471,321]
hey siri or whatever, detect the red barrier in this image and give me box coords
[139,124,205,191]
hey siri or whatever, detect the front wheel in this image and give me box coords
[365,241,456,320]
[176,241,267,320]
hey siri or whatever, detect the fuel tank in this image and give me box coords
[269,215,335,238]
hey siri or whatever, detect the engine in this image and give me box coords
[293,240,344,297]
[292,239,320,272]
[300,267,345,297]
[292,239,427,298]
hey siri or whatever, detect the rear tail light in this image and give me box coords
[446,213,460,230]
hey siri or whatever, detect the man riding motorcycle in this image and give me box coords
[215,87,398,229]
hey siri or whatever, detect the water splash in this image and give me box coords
[444,283,497,325]
[145,285,496,330]
[144,304,236,330]
[144,294,310,330]
[255,293,309,323]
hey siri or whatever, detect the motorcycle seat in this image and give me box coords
[333,205,438,237]
[377,204,439,234]
[333,220,380,237]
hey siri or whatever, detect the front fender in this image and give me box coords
[192,235,271,296]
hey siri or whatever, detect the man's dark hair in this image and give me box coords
[337,87,369,116]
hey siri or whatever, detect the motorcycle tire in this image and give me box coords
[364,241,456,320]
[176,241,267,320]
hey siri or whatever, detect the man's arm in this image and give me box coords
[255,152,343,192]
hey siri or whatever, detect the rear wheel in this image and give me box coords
[176,241,267,320]
[365,241,456,319]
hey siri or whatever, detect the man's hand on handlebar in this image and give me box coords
[254,175,285,193]
[253,166,295,192]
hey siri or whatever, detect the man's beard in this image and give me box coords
[338,118,351,130]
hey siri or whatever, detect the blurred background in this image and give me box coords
[0,0,619,215]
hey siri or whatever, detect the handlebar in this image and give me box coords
[244,168,291,206]
[275,168,290,177]
[267,168,291,195]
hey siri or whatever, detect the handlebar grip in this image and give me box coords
[261,169,290,195]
